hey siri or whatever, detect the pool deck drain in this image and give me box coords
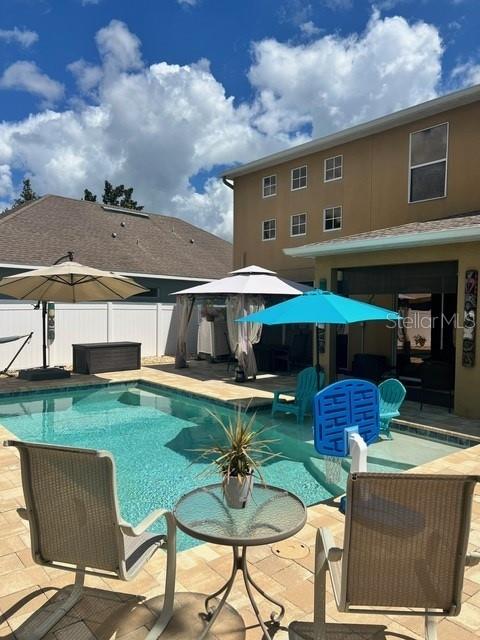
[0,366,480,639]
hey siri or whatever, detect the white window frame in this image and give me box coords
[323,205,342,232]
[291,165,307,191]
[262,174,277,198]
[324,155,343,182]
[408,122,449,204]
[290,212,307,237]
[262,218,276,241]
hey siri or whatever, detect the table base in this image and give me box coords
[199,545,285,640]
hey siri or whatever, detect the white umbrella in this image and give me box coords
[0,256,148,373]
[173,265,311,296]
[0,261,147,303]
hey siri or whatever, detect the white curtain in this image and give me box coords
[175,294,195,368]
[226,294,264,378]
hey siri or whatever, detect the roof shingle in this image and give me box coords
[0,195,232,279]
[288,211,480,252]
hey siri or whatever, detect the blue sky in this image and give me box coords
[0,0,479,236]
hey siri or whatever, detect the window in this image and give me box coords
[262,218,276,241]
[262,174,277,198]
[409,123,448,203]
[291,213,307,236]
[324,206,342,231]
[291,165,307,190]
[324,155,343,181]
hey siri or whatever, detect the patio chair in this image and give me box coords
[4,439,177,640]
[378,378,406,439]
[271,366,323,423]
[289,473,480,640]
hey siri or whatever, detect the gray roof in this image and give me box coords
[285,212,480,258]
[0,195,232,280]
[222,84,480,179]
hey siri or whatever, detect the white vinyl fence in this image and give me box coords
[0,301,197,371]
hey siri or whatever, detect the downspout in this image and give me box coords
[222,177,234,190]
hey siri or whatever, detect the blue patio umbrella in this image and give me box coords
[237,289,400,385]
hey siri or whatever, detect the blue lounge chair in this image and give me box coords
[378,378,406,439]
[272,366,323,423]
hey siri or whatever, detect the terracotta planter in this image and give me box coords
[223,473,254,509]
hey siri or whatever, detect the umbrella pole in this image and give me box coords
[315,324,321,391]
[42,301,48,369]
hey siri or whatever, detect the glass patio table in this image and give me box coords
[174,483,307,640]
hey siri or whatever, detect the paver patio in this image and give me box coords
[0,367,479,639]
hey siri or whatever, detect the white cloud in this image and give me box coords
[177,0,198,5]
[279,1,314,28]
[323,0,353,9]
[68,59,103,93]
[95,19,143,72]
[0,21,283,238]
[172,177,234,239]
[0,164,14,197]
[299,21,322,37]
[376,0,410,10]
[0,27,38,48]
[451,61,480,87]
[0,13,449,237]
[0,61,64,105]
[81,0,101,5]
[0,164,14,212]
[249,10,442,137]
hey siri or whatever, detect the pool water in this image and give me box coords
[0,382,462,550]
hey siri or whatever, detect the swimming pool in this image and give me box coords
[0,381,464,550]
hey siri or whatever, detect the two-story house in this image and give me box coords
[221,84,480,418]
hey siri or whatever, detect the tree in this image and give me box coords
[13,178,39,207]
[82,180,144,211]
[102,180,125,206]
[83,189,97,202]
[119,187,143,211]
[1,178,39,213]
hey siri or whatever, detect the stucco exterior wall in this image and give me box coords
[314,241,480,418]
[232,100,480,282]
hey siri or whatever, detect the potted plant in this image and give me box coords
[194,409,278,509]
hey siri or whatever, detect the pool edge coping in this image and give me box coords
[0,373,478,449]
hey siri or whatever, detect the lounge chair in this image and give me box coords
[378,378,406,439]
[289,473,480,640]
[272,366,323,423]
[4,439,176,640]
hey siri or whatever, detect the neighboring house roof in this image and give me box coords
[0,195,232,280]
[284,212,480,258]
[222,84,480,179]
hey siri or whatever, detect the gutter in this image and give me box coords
[283,226,480,259]
[222,177,234,190]
[221,84,480,179]
[0,263,213,282]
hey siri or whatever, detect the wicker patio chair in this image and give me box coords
[4,439,177,640]
[289,473,480,640]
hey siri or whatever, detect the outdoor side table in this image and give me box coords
[174,483,307,640]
